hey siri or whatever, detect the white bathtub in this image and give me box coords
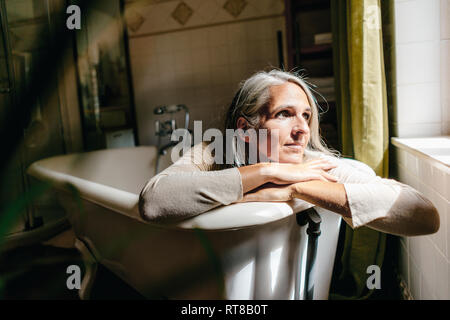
[27,146,344,300]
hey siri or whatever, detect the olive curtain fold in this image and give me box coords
[329,0,394,300]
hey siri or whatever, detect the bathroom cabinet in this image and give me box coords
[284,0,339,152]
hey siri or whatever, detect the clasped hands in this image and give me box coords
[237,159,338,203]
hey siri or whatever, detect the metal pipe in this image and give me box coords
[296,207,322,300]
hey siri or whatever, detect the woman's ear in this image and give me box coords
[236,117,251,143]
[236,117,248,130]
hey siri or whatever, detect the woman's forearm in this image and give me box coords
[237,163,271,193]
[292,180,351,218]
[238,160,338,194]
[292,180,440,236]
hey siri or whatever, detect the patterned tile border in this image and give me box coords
[223,0,248,18]
[171,1,194,25]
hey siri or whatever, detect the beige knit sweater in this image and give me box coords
[139,142,438,235]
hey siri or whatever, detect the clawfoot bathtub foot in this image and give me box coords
[74,238,98,300]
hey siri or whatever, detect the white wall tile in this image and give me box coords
[226,23,247,45]
[211,66,232,86]
[421,276,437,299]
[445,170,450,203]
[207,26,228,47]
[422,239,437,291]
[446,192,450,260]
[394,145,450,300]
[429,192,448,257]
[441,0,450,40]
[396,122,442,138]
[174,50,193,73]
[423,44,441,83]
[443,122,450,135]
[418,159,433,184]
[409,256,422,299]
[209,45,230,67]
[188,28,209,50]
[442,41,450,126]
[154,34,174,54]
[395,0,440,44]
[431,164,448,198]
[409,235,422,266]
[405,152,419,177]
[129,37,158,57]
[396,42,440,85]
[399,240,410,289]
[190,48,211,70]
[396,83,440,123]
[396,148,407,168]
[397,162,407,183]
[230,44,249,64]
[434,250,450,299]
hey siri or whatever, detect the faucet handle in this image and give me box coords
[154,106,165,115]
[155,120,160,135]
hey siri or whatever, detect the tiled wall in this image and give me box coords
[394,146,450,299]
[441,0,450,134]
[125,0,286,146]
[393,0,449,137]
[393,0,450,300]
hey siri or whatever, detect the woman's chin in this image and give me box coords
[279,152,304,164]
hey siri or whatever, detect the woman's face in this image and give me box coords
[259,82,312,163]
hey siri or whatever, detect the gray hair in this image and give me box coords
[224,69,337,165]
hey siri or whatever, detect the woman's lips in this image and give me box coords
[284,143,304,151]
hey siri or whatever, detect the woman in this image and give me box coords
[139,70,439,236]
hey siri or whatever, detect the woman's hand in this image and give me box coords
[238,183,296,202]
[238,180,351,220]
[261,159,338,184]
[238,159,338,194]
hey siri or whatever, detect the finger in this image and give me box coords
[321,172,338,182]
[240,191,263,202]
[304,172,329,182]
[309,163,337,171]
[305,160,336,168]
[316,174,329,182]
[241,187,292,202]
[304,159,329,166]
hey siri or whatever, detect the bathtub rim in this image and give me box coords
[28,159,319,232]
[26,146,352,232]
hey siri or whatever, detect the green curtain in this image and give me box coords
[329,0,394,300]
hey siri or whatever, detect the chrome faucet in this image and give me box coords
[154,104,189,136]
[153,104,191,172]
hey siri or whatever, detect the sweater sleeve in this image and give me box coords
[325,156,439,234]
[139,143,243,222]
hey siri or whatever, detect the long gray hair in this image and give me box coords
[224,69,337,166]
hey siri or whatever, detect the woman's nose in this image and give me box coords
[291,116,309,135]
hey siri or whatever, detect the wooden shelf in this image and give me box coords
[286,0,339,151]
[300,43,332,55]
[292,0,330,11]
[100,105,129,111]
[298,44,333,60]
[101,125,133,132]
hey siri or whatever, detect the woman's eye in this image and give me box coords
[303,113,311,120]
[276,110,291,118]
